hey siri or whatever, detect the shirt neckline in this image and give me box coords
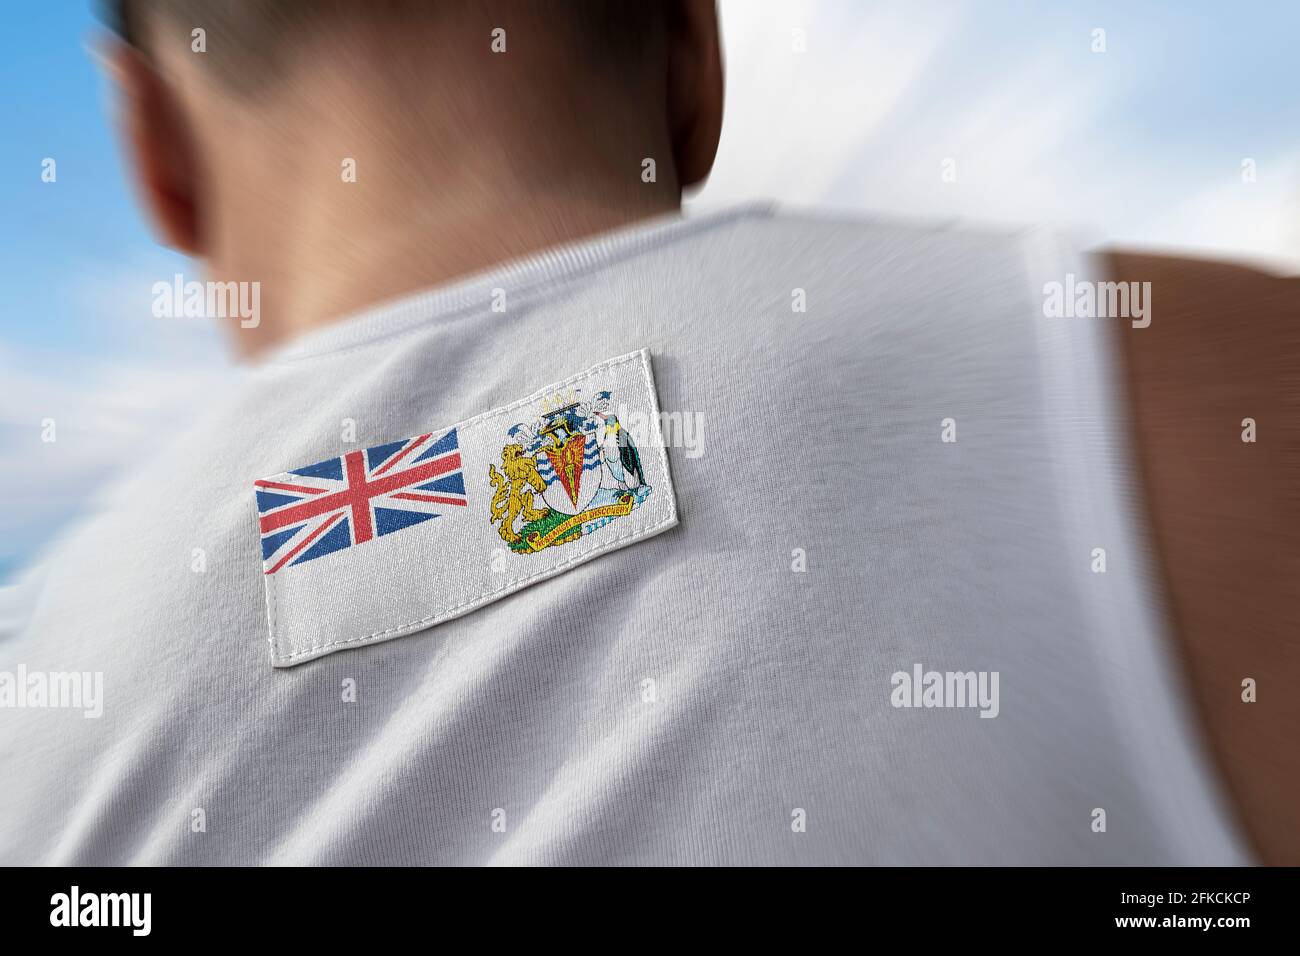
[256,202,774,366]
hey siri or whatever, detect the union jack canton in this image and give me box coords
[254,429,466,574]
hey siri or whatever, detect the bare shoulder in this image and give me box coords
[1104,250,1300,863]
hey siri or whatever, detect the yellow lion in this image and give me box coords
[488,444,550,544]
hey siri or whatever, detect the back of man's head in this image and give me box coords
[98,0,723,354]
[110,1,668,96]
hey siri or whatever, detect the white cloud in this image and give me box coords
[1122,154,1300,271]
[0,255,235,578]
[695,0,1300,272]
[703,0,957,206]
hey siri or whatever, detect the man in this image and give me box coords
[0,1,1293,864]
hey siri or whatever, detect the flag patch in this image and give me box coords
[254,348,678,668]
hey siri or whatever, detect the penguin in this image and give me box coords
[598,417,627,488]
[599,416,643,490]
[618,422,645,488]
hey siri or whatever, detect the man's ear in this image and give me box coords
[667,0,724,191]
[99,39,204,255]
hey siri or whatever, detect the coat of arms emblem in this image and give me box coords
[488,387,652,553]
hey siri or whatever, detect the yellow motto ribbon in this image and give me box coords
[523,493,636,552]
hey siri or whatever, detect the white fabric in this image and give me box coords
[0,205,1249,864]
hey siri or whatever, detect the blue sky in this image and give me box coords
[0,2,223,583]
[2,0,1299,582]
[2,3,192,353]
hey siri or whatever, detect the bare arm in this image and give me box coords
[1106,251,1300,864]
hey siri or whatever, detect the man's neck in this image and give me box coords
[180,27,681,361]
[212,185,677,361]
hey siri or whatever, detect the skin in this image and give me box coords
[103,3,1295,861]
[1106,252,1299,864]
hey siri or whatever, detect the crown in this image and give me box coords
[540,387,580,414]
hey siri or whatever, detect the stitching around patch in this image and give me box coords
[262,348,676,664]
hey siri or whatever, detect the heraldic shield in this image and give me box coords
[488,386,651,553]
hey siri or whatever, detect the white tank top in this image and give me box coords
[0,206,1249,863]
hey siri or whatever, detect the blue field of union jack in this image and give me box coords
[254,428,467,574]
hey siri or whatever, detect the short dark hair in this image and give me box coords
[102,1,666,94]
